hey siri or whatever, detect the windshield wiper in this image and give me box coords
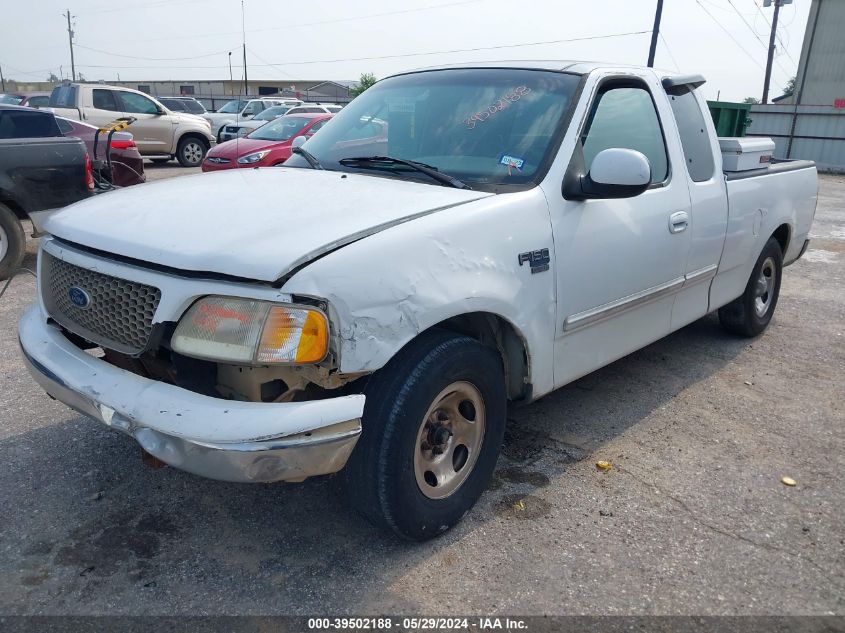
[291,145,324,170]
[338,155,471,189]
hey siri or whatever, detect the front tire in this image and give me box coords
[176,136,207,167]
[0,203,25,281]
[343,331,506,541]
[719,237,783,337]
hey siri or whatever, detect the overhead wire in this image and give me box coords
[71,30,652,72]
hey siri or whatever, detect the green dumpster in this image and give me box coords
[707,101,752,137]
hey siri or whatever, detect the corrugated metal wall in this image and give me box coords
[748,104,845,172]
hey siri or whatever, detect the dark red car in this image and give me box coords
[55,117,146,187]
[202,113,332,172]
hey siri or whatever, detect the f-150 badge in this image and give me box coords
[518,248,550,274]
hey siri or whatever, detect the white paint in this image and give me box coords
[24,62,820,421]
[43,168,490,282]
[588,148,650,186]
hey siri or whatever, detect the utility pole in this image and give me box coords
[228,52,234,96]
[241,0,248,96]
[762,0,788,104]
[63,9,76,82]
[647,0,664,67]
[0,64,5,92]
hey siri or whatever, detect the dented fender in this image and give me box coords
[281,188,558,398]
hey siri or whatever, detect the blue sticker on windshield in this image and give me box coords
[499,154,525,175]
[499,154,525,169]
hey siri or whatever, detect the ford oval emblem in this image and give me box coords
[68,286,91,309]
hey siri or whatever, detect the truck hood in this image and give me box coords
[43,168,492,282]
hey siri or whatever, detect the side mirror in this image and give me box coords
[563,147,651,200]
[156,107,166,115]
[291,135,307,150]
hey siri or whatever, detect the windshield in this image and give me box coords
[284,68,580,190]
[0,94,24,105]
[248,116,312,141]
[255,106,290,121]
[217,99,248,114]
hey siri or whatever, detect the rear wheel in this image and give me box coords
[176,136,207,167]
[0,203,25,281]
[719,237,783,337]
[342,330,506,541]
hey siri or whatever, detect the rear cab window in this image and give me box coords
[49,85,78,108]
[668,89,716,182]
[0,110,62,139]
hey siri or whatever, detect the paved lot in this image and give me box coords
[0,174,842,616]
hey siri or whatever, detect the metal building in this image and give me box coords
[747,0,845,171]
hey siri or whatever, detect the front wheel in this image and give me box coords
[342,331,506,541]
[0,203,25,281]
[176,136,207,167]
[719,237,783,337]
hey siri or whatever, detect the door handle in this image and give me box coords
[669,211,689,234]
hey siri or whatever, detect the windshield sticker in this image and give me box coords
[464,86,531,129]
[499,154,525,176]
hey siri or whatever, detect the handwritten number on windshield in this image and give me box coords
[464,86,531,129]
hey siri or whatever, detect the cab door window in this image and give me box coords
[119,91,159,115]
[582,85,669,183]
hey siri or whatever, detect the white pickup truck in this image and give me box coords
[19,62,817,540]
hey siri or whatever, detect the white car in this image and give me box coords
[284,103,343,115]
[20,62,817,541]
[204,98,301,141]
[218,105,297,142]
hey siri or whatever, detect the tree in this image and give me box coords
[349,72,377,98]
[743,97,760,104]
[47,72,59,83]
[784,76,796,95]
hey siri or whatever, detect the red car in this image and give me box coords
[202,113,332,172]
[55,117,146,187]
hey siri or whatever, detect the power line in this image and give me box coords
[71,29,651,71]
[747,0,797,66]
[694,0,765,69]
[136,0,487,44]
[726,0,793,79]
[74,43,238,61]
[659,32,681,71]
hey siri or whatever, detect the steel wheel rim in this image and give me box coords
[183,142,203,164]
[754,256,776,317]
[0,223,7,262]
[414,381,486,500]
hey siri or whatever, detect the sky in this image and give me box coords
[0,0,810,102]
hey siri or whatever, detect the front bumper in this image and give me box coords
[18,305,364,483]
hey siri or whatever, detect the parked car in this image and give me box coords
[204,98,302,141]
[48,83,215,167]
[218,105,298,142]
[285,103,343,115]
[203,113,332,170]
[0,105,92,278]
[0,92,51,108]
[19,62,817,541]
[55,117,145,187]
[158,97,207,115]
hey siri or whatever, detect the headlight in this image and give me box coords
[237,150,270,164]
[171,296,329,364]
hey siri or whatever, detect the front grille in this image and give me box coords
[207,156,231,164]
[42,252,161,355]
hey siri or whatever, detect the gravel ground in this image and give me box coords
[0,173,842,616]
